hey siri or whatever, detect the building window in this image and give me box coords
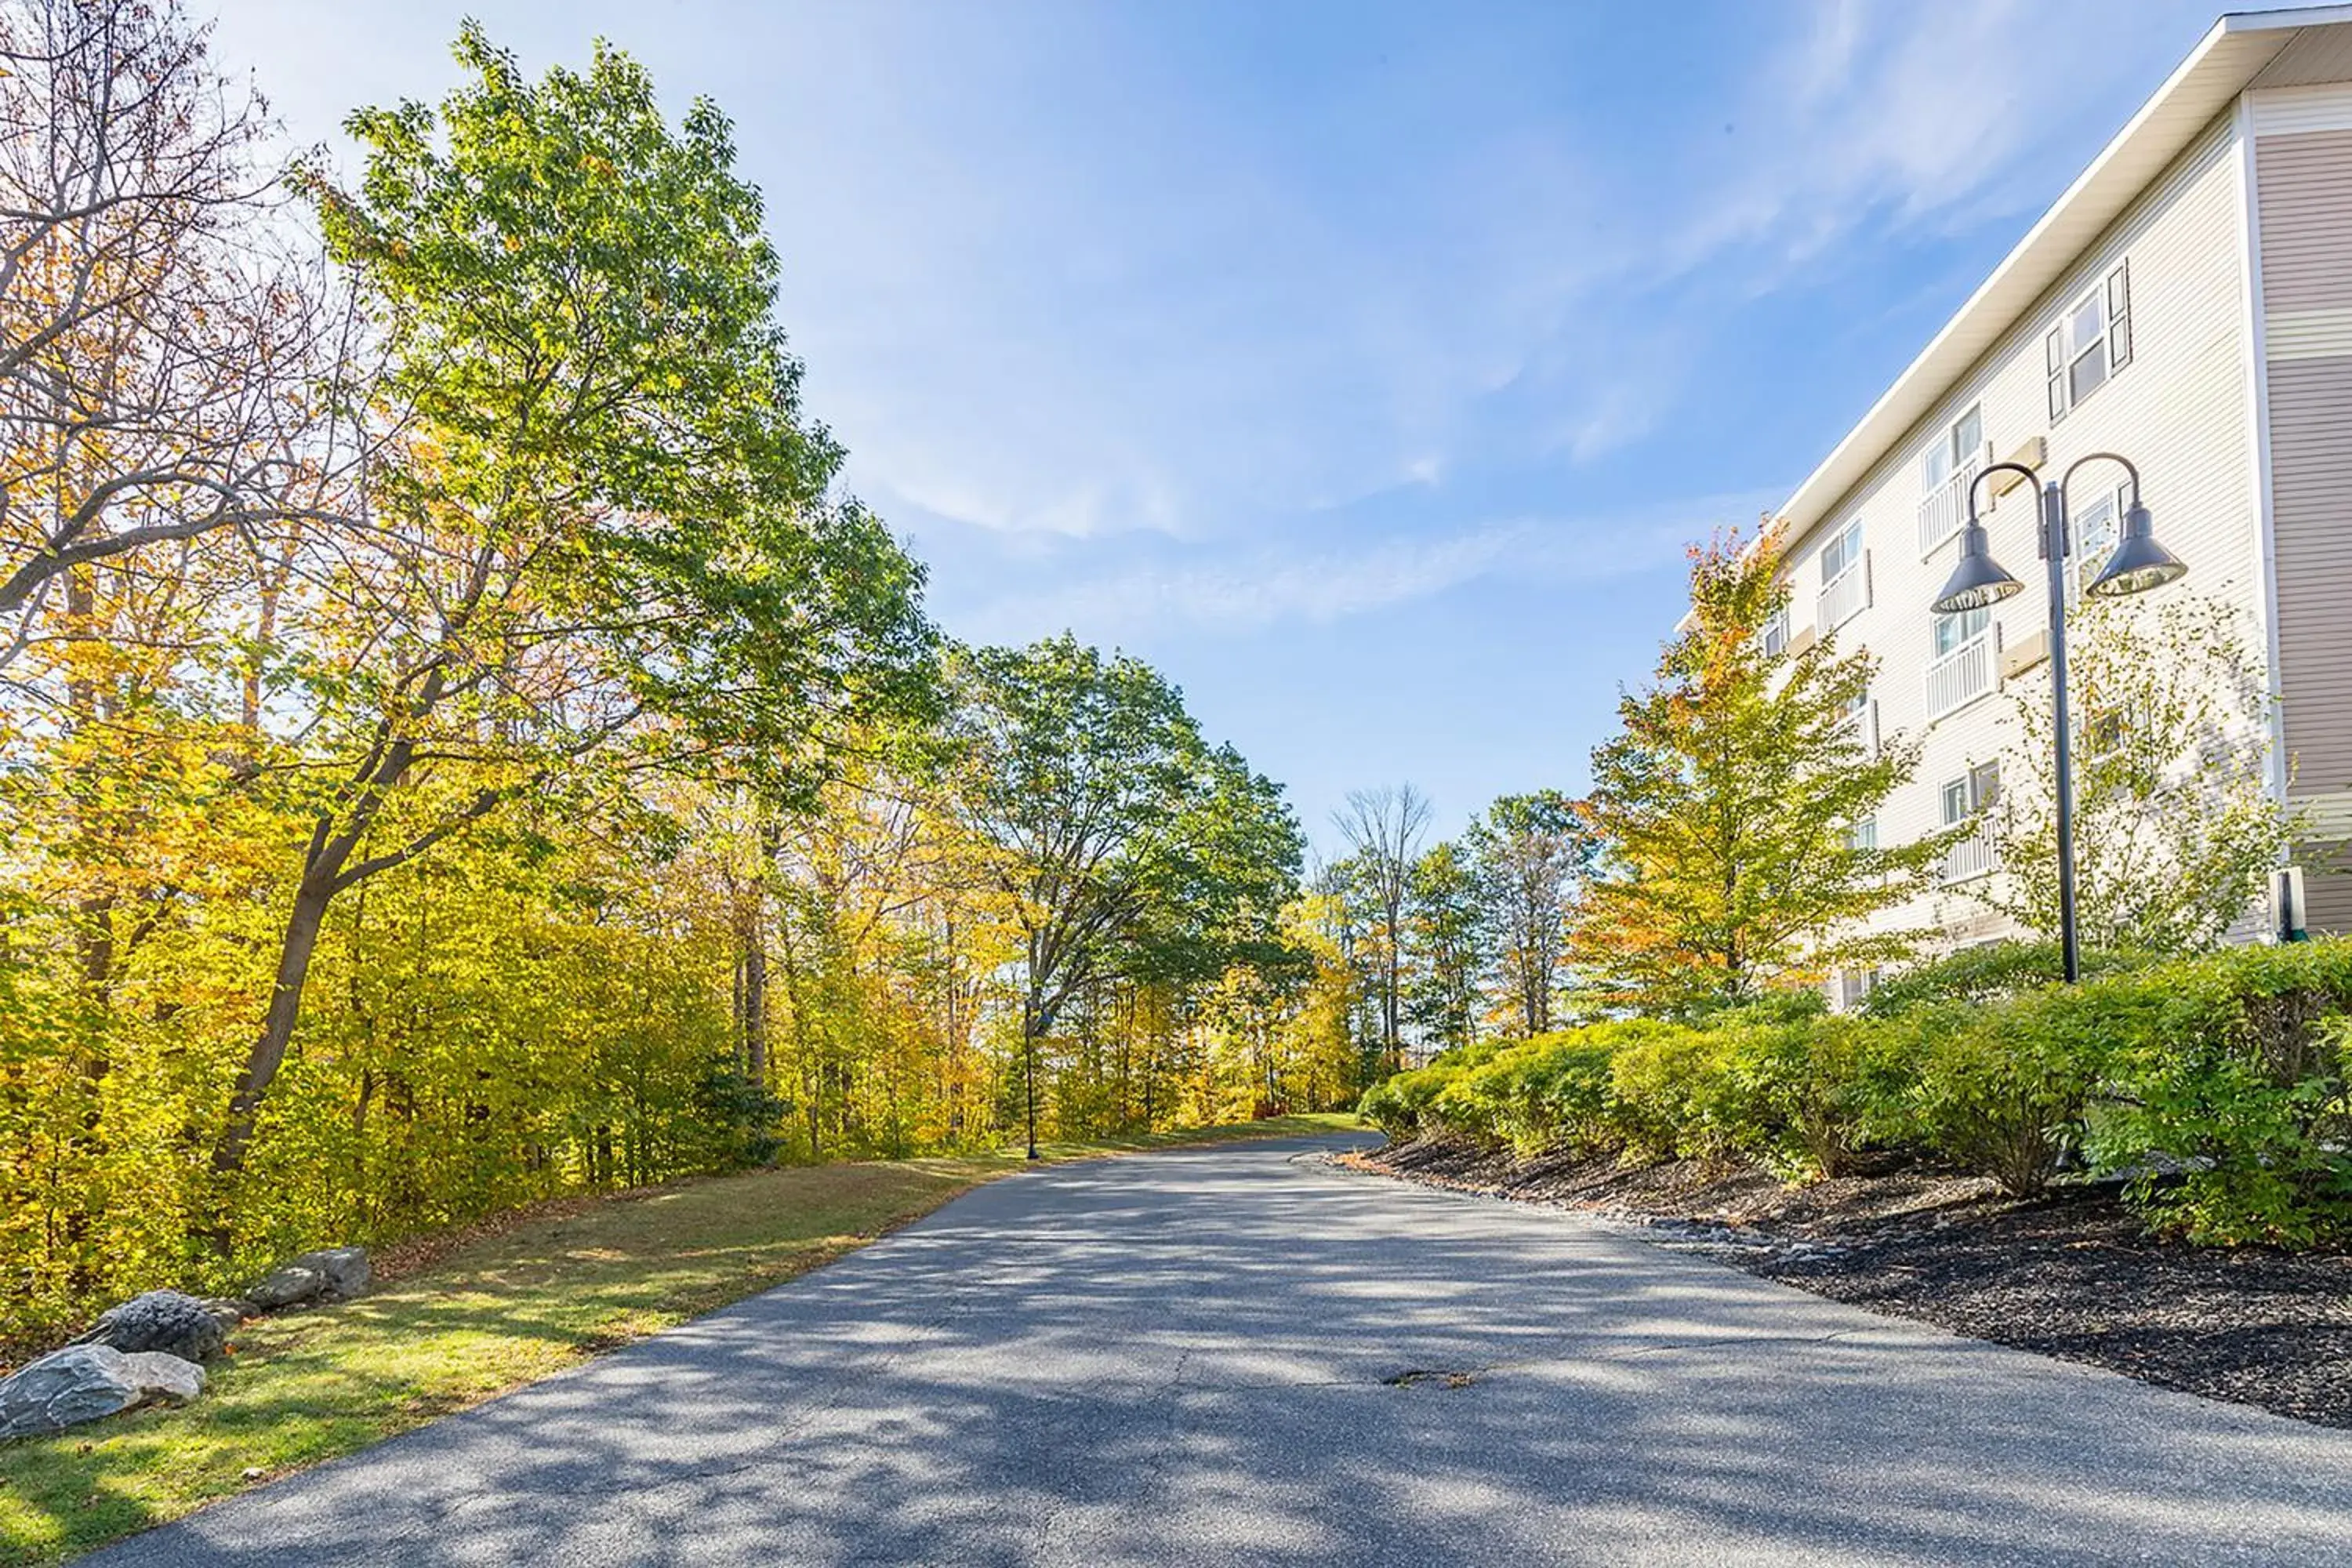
[1940,777,1970,827]
[1969,760,2002,813]
[1821,518,1864,584]
[1817,517,1869,630]
[1922,404,1984,492]
[1941,762,2001,826]
[1846,816,1878,853]
[1836,967,1880,1011]
[2085,706,2128,758]
[1932,604,1990,659]
[2069,481,2131,594]
[2048,260,2132,421]
[1762,604,1790,657]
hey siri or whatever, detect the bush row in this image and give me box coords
[1359,939,2352,1247]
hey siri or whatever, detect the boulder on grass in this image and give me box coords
[245,1246,369,1311]
[70,1290,236,1364]
[0,1345,206,1442]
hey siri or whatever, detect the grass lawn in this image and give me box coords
[0,1112,1358,1566]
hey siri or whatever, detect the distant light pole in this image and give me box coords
[1931,452,2188,984]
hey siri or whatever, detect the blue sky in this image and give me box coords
[208,0,2233,852]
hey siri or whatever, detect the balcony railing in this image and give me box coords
[1924,630,1994,721]
[1816,556,1870,633]
[1940,822,1996,885]
[1918,444,1991,557]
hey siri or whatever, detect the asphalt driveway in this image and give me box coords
[89,1133,2352,1565]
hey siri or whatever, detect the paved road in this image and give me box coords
[93,1134,2352,1566]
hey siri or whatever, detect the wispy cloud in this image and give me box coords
[953,487,1785,644]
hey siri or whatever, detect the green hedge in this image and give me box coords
[1359,938,2352,1246]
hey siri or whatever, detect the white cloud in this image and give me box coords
[953,487,1785,644]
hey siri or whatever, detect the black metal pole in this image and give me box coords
[2040,478,2082,985]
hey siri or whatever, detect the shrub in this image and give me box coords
[1429,1033,1619,1155]
[1607,1022,1741,1162]
[2087,942,2352,1245]
[1862,940,2151,1018]
[1356,1040,1482,1134]
[1905,989,2130,1196]
[1716,1014,1912,1179]
[1357,938,2352,1247]
[1496,1035,1620,1155]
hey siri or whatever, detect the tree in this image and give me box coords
[1403,840,1485,1055]
[1464,789,1592,1036]
[0,0,353,652]
[938,636,1301,1157]
[1573,527,1942,1015]
[1980,591,2296,952]
[212,27,932,1178]
[1331,783,1429,1072]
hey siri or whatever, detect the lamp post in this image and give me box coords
[1930,452,2187,984]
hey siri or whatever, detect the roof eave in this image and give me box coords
[1770,6,2342,549]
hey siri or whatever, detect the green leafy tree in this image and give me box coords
[1403,840,1486,1055]
[938,636,1301,1156]
[1465,789,1593,1036]
[215,27,932,1178]
[1573,527,1942,1015]
[1981,592,2296,952]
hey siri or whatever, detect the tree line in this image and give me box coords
[1323,521,2289,1058]
[0,3,1357,1350]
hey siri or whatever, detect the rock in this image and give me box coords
[115,1352,205,1405]
[245,1246,369,1310]
[69,1290,233,1363]
[0,1345,206,1441]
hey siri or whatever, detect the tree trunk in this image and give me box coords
[742,938,768,1087]
[214,868,336,1178]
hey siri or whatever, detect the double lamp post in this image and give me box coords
[1929,452,2188,984]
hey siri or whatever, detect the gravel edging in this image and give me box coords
[1341,1137,2352,1429]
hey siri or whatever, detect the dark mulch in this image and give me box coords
[1347,1137,2352,1429]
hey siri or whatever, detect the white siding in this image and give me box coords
[1777,111,2260,953]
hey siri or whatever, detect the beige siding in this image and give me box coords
[2255,129,2352,310]
[2253,28,2352,92]
[2256,107,2352,935]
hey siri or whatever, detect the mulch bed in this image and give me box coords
[1345,1137,2352,1428]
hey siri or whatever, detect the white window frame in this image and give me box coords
[1817,517,1870,631]
[1820,519,1864,585]
[2047,260,2132,422]
[1762,604,1790,658]
[1940,777,1971,828]
[1969,760,2001,814]
[1845,816,1878,853]
[2084,705,2129,760]
[1931,604,1990,660]
[2067,480,2132,599]
[1922,403,1984,492]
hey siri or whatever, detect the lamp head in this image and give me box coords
[2085,501,2187,597]
[1931,520,2024,614]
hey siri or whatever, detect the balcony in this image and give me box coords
[1918,445,1991,557]
[1940,822,1996,885]
[1924,630,1994,721]
[1816,556,1870,634]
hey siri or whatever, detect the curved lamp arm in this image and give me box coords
[1964,459,2045,526]
[2061,450,2143,508]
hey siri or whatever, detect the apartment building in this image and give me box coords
[1760,5,2352,978]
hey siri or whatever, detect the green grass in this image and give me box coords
[0,1113,1356,1566]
